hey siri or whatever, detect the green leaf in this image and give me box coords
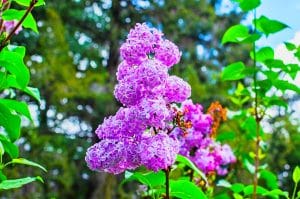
[251,47,274,62]
[222,25,250,44]
[260,170,278,189]
[217,131,236,141]
[286,64,299,79]
[243,185,268,196]
[233,193,243,199]
[284,42,297,51]
[0,71,6,90]
[235,0,261,11]
[295,49,300,61]
[24,87,41,102]
[2,9,38,33]
[255,16,289,35]
[6,75,41,103]
[176,155,207,183]
[0,176,43,190]
[170,179,207,199]
[264,59,286,69]
[0,103,21,142]
[241,33,262,43]
[262,70,279,82]
[0,171,7,182]
[122,170,165,188]
[7,158,47,172]
[293,166,300,184]
[221,62,246,81]
[0,47,30,88]
[241,116,263,139]
[264,96,288,109]
[273,80,300,93]
[231,183,245,193]
[263,189,289,198]
[0,99,32,121]
[0,139,19,159]
[257,79,272,96]
[13,0,45,7]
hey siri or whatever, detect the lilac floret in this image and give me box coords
[95,107,146,139]
[120,23,163,66]
[114,59,168,106]
[165,76,191,103]
[140,133,180,172]
[116,61,134,81]
[155,39,181,68]
[137,97,172,129]
[86,138,142,174]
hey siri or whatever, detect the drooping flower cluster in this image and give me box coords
[86,23,190,174]
[172,100,236,176]
[85,23,235,177]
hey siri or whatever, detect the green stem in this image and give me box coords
[0,0,37,51]
[252,9,261,199]
[164,168,170,199]
[292,182,298,199]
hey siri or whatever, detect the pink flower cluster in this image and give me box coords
[173,100,236,176]
[86,23,189,174]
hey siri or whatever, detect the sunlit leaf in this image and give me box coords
[222,25,250,44]
[255,16,288,35]
[122,170,165,188]
[170,179,207,199]
[273,80,300,93]
[262,189,289,198]
[293,166,300,184]
[0,137,19,159]
[221,62,246,81]
[0,176,43,190]
[243,185,268,196]
[233,0,261,11]
[0,103,21,142]
[7,158,47,172]
[0,99,32,121]
[251,47,274,62]
[6,75,41,103]
[231,183,245,193]
[0,47,29,88]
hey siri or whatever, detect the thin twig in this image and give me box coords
[0,0,37,51]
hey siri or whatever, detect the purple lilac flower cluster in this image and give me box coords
[173,100,236,176]
[86,23,190,174]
